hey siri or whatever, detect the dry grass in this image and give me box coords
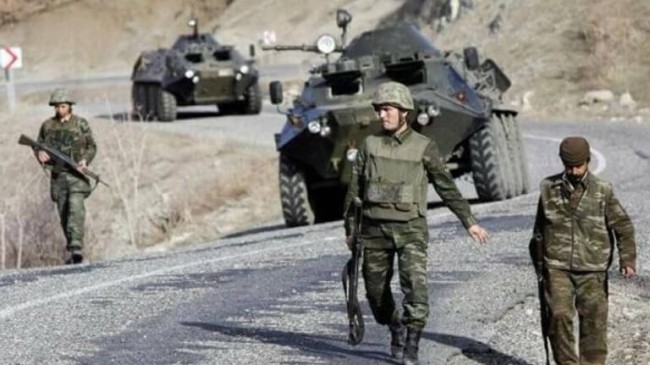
[0,107,280,269]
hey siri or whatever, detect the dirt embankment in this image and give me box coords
[3,0,649,117]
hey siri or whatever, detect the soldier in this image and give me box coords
[35,88,97,264]
[344,81,489,365]
[530,136,637,365]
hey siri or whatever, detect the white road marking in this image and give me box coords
[0,236,339,319]
[524,133,607,175]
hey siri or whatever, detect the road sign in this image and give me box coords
[0,47,22,69]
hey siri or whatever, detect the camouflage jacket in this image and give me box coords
[37,114,97,172]
[344,127,476,236]
[532,172,636,272]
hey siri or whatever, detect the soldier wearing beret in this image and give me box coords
[344,81,488,365]
[530,136,637,365]
[35,88,96,264]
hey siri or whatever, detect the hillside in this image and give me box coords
[1,0,649,119]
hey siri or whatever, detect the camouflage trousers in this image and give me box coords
[361,217,429,330]
[546,269,608,365]
[51,172,91,253]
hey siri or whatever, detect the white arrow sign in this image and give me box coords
[0,47,23,69]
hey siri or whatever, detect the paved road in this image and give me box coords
[0,117,648,364]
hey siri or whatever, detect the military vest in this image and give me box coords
[540,174,613,271]
[362,131,429,221]
[39,115,89,164]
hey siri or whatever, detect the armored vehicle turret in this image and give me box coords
[265,10,529,227]
[131,18,261,121]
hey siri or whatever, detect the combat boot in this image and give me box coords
[402,328,422,365]
[388,313,406,359]
[66,250,83,265]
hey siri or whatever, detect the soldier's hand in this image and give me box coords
[621,266,636,279]
[37,150,50,164]
[77,159,88,173]
[467,224,488,245]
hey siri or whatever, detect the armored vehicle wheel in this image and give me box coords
[242,83,262,115]
[469,114,516,201]
[157,89,177,122]
[502,113,530,195]
[279,156,315,227]
[497,113,523,196]
[132,83,153,121]
[131,83,177,122]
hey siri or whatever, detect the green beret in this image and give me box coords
[559,136,590,165]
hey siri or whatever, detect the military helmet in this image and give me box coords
[48,88,75,106]
[371,81,414,111]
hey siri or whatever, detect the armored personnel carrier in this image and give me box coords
[264,10,529,227]
[131,18,261,121]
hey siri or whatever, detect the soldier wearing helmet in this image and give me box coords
[530,136,636,365]
[343,81,488,365]
[35,88,96,264]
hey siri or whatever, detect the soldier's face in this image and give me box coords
[376,104,408,133]
[564,161,588,178]
[53,103,72,118]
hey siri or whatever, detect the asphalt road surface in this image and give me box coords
[1,96,648,364]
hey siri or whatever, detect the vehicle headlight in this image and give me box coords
[346,148,359,162]
[427,104,441,117]
[416,113,430,126]
[192,75,200,84]
[307,120,321,134]
[316,34,337,54]
[239,64,250,74]
[320,125,331,137]
[185,70,195,78]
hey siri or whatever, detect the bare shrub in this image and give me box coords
[1,101,280,269]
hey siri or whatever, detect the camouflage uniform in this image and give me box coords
[532,171,636,365]
[345,127,476,331]
[37,90,96,260]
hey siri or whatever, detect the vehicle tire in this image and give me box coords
[499,112,523,196]
[469,114,515,201]
[156,88,177,122]
[131,83,154,121]
[145,84,159,121]
[242,83,262,115]
[505,113,530,194]
[279,155,315,227]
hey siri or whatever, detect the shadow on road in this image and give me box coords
[94,110,225,122]
[423,332,534,365]
[221,223,287,239]
[181,321,397,364]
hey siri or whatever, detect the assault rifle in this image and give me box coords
[529,233,550,365]
[18,134,110,188]
[342,197,365,346]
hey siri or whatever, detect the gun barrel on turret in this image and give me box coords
[261,44,319,52]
